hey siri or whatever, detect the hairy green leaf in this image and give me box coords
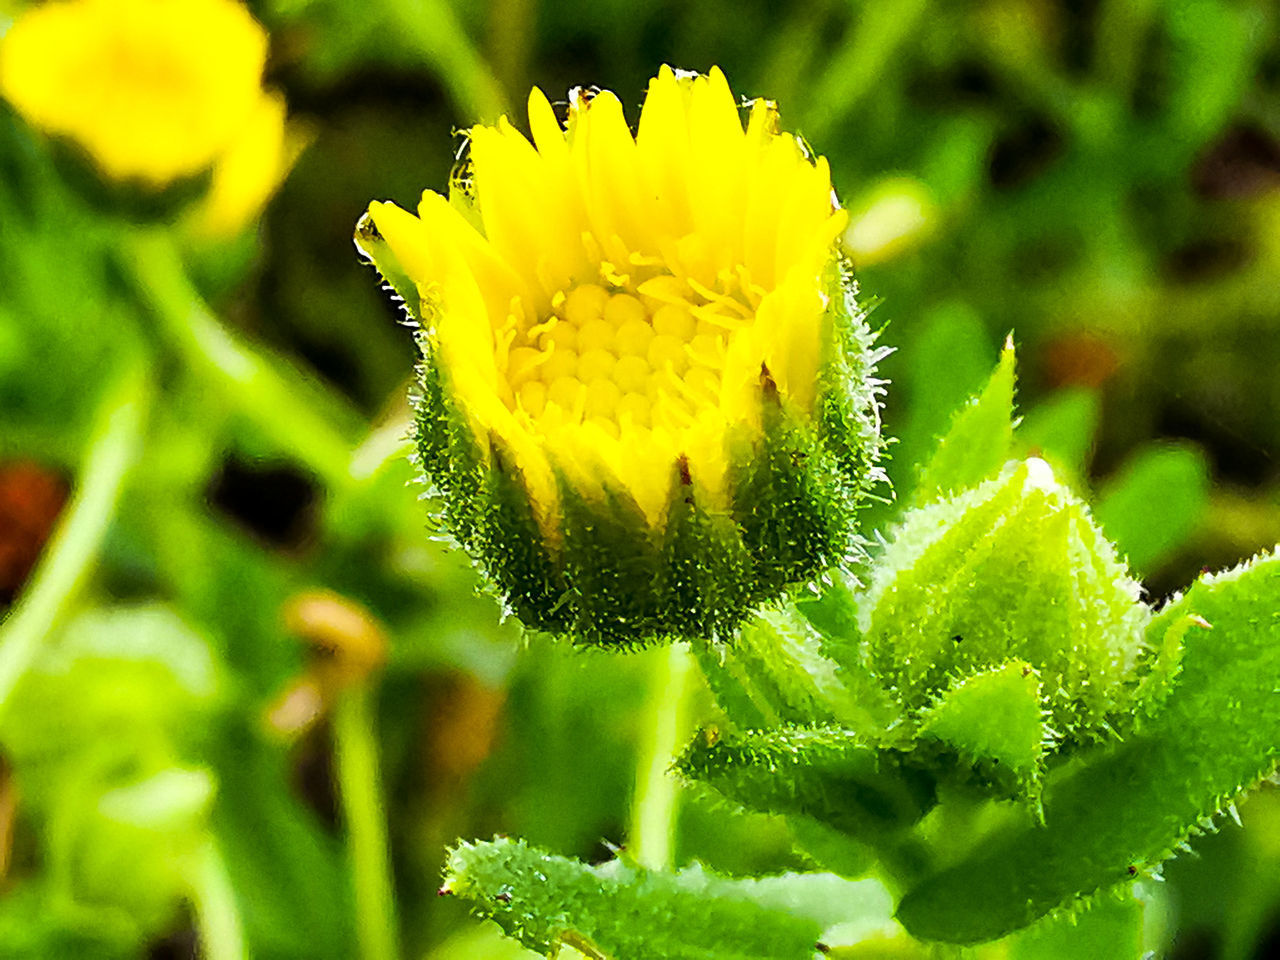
[677,725,935,844]
[918,660,1048,799]
[697,608,895,736]
[443,836,883,959]
[911,337,1016,507]
[1006,886,1148,960]
[897,550,1280,944]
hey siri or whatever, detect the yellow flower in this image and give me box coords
[190,91,310,238]
[358,67,883,645]
[0,0,269,188]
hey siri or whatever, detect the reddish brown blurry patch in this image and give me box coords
[0,461,69,605]
[1042,332,1121,390]
[1193,125,1280,200]
[422,672,505,784]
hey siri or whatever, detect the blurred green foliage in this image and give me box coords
[1,0,1279,957]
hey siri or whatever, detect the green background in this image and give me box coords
[1,0,1278,957]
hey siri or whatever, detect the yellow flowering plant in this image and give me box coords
[0,0,295,234]
[434,330,1280,959]
[357,66,884,646]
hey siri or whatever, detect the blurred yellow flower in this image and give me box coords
[0,0,275,192]
[191,91,311,238]
[366,66,849,527]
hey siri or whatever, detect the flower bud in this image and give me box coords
[357,67,884,645]
[858,458,1150,743]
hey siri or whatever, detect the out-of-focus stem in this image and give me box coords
[488,0,532,103]
[124,231,357,493]
[334,684,401,960]
[0,362,149,720]
[191,838,248,960]
[629,643,697,872]
[380,0,508,122]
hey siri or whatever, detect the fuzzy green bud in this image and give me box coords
[858,458,1150,745]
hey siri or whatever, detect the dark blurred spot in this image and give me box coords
[276,64,448,118]
[294,720,341,831]
[1168,927,1217,960]
[1193,125,1280,200]
[1157,401,1273,489]
[1163,237,1251,284]
[292,336,366,403]
[1251,908,1280,960]
[1061,0,1099,74]
[1043,333,1121,390]
[0,460,69,606]
[207,456,320,550]
[906,60,999,108]
[589,835,626,865]
[1017,231,1084,282]
[989,115,1063,189]
[952,61,998,98]
[147,923,197,960]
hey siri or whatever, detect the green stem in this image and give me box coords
[190,837,248,960]
[804,0,929,141]
[123,231,357,492]
[488,0,533,103]
[629,643,697,872]
[334,685,401,960]
[380,0,508,121]
[0,363,149,720]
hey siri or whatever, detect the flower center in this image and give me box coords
[502,276,752,439]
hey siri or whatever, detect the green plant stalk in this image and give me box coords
[380,0,508,121]
[335,684,401,960]
[124,231,356,492]
[629,643,697,871]
[190,837,248,960]
[487,0,532,104]
[0,362,149,721]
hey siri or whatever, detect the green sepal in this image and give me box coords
[658,461,755,641]
[691,634,772,731]
[797,574,862,651]
[697,608,898,737]
[677,724,936,844]
[798,579,904,741]
[730,609,855,727]
[917,660,1049,802]
[732,381,857,604]
[443,836,858,959]
[412,339,567,633]
[896,550,1280,945]
[555,468,665,646]
[482,440,568,633]
[911,337,1017,507]
[410,333,487,546]
[544,458,765,647]
[817,262,887,513]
